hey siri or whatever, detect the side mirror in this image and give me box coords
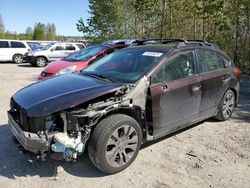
[50,48,54,52]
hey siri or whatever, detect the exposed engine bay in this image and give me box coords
[9,76,150,161]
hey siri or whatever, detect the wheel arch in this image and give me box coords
[35,55,49,62]
[12,53,23,59]
[92,107,146,139]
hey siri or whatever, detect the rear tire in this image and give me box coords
[12,54,23,64]
[215,90,235,121]
[35,57,47,67]
[88,114,142,174]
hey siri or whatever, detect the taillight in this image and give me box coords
[234,67,241,77]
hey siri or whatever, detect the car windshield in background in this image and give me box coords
[82,48,167,83]
[64,45,106,62]
[43,43,53,50]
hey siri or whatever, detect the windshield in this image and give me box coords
[64,45,106,62]
[42,43,53,50]
[82,48,167,83]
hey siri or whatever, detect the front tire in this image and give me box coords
[12,54,23,64]
[35,57,47,67]
[215,90,235,121]
[88,114,142,174]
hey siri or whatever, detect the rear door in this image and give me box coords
[64,44,77,56]
[10,41,29,56]
[49,44,66,60]
[149,50,201,139]
[197,49,230,117]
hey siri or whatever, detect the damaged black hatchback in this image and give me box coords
[8,39,240,174]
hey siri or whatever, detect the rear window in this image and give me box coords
[0,41,9,48]
[198,49,225,72]
[64,45,105,62]
[11,41,26,48]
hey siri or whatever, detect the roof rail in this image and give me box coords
[131,39,187,45]
[132,38,219,49]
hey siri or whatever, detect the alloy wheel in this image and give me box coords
[222,92,235,118]
[14,55,23,63]
[105,125,139,168]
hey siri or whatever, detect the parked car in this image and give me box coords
[39,43,128,80]
[0,39,31,63]
[8,39,240,174]
[24,42,85,67]
[26,42,43,51]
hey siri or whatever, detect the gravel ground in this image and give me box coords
[0,63,249,188]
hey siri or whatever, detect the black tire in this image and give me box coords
[88,114,142,174]
[12,54,23,64]
[215,90,235,121]
[35,57,47,67]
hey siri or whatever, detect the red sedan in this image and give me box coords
[39,44,127,80]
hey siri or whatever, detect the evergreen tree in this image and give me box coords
[33,22,46,40]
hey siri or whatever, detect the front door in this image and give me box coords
[149,50,201,139]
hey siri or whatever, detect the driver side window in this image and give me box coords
[151,50,195,84]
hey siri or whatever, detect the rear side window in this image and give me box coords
[198,49,225,72]
[66,44,76,51]
[76,44,85,49]
[151,50,195,84]
[54,45,65,51]
[0,41,9,48]
[11,41,26,48]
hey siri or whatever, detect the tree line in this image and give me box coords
[77,0,250,73]
[0,15,57,41]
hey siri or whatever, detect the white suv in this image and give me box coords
[24,42,85,67]
[0,39,31,63]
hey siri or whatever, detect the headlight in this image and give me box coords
[56,65,77,76]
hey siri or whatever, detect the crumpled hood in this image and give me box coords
[13,74,122,117]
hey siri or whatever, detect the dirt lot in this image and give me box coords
[0,62,249,188]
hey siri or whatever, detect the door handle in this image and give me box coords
[192,84,201,91]
[161,85,168,92]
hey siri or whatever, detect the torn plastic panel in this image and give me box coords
[9,76,150,161]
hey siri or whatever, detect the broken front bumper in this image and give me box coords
[8,111,51,154]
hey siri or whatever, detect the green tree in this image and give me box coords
[78,0,249,72]
[33,22,46,40]
[25,26,33,40]
[46,23,56,40]
[77,0,124,43]
[0,14,5,38]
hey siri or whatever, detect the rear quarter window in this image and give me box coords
[11,41,26,48]
[0,41,9,48]
[66,44,76,51]
[76,44,85,49]
[198,49,225,72]
[221,56,232,68]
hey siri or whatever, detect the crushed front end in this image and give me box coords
[8,98,89,161]
[8,76,149,161]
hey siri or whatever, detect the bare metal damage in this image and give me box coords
[42,76,149,161]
